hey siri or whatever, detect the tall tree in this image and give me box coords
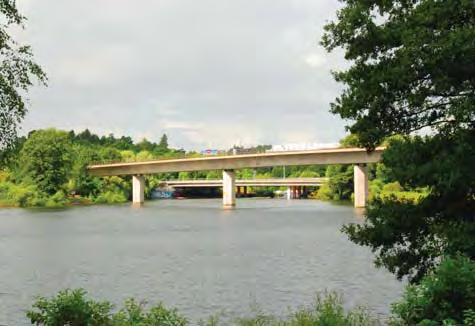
[18,129,72,195]
[0,0,47,150]
[322,0,475,282]
[158,133,168,150]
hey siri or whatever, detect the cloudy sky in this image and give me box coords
[17,0,348,150]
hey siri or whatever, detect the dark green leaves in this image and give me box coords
[0,0,47,150]
[322,0,475,148]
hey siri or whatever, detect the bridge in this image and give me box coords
[162,177,326,187]
[88,147,384,208]
[161,178,327,200]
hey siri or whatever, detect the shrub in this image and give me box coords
[27,290,378,326]
[94,191,128,204]
[45,191,69,208]
[26,289,114,326]
[27,289,188,326]
[390,256,475,325]
[112,299,188,326]
[204,293,379,326]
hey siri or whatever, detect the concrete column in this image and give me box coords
[286,187,292,200]
[223,170,236,209]
[354,164,368,208]
[132,175,145,206]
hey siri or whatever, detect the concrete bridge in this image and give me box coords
[88,147,384,208]
[162,177,326,188]
[162,178,327,200]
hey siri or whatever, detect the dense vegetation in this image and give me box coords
[322,0,475,287]
[26,289,379,326]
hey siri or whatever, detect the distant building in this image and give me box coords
[200,149,219,156]
[268,143,339,152]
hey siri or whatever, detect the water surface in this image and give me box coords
[0,199,403,325]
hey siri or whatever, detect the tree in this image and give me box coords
[322,0,475,149]
[158,133,169,151]
[391,255,475,325]
[18,129,72,195]
[0,0,47,150]
[322,1,475,282]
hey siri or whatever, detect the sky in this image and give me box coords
[16,0,348,150]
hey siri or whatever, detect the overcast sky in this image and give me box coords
[17,0,348,150]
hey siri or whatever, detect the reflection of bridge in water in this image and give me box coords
[161,178,328,200]
[88,147,384,208]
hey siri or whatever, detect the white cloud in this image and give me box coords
[17,0,348,150]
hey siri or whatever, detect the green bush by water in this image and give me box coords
[26,290,379,326]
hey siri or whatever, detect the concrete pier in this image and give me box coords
[354,164,368,208]
[132,175,145,206]
[223,170,236,209]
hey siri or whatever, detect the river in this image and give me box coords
[0,198,404,325]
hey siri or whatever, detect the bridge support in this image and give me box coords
[223,170,236,209]
[132,175,145,206]
[354,164,368,208]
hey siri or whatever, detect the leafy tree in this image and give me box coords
[322,0,475,149]
[0,0,47,151]
[316,165,353,201]
[18,129,72,195]
[137,138,154,152]
[323,0,475,282]
[390,255,475,325]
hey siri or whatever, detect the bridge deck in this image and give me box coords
[88,147,384,177]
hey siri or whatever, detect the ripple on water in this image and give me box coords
[0,199,404,325]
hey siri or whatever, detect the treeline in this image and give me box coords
[0,129,187,207]
[0,128,329,208]
[0,128,424,208]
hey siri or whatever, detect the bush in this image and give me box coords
[26,289,114,326]
[27,290,378,326]
[390,256,475,325]
[94,191,128,204]
[208,292,379,326]
[112,299,188,326]
[27,289,188,326]
[45,191,69,208]
[0,181,46,207]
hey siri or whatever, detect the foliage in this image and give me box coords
[26,289,114,326]
[17,129,72,195]
[390,255,475,325]
[27,290,378,326]
[93,176,130,204]
[158,133,169,151]
[0,0,47,151]
[323,0,475,283]
[112,299,188,326]
[321,0,475,149]
[201,292,379,326]
[344,133,475,282]
[27,289,188,326]
[316,165,353,201]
